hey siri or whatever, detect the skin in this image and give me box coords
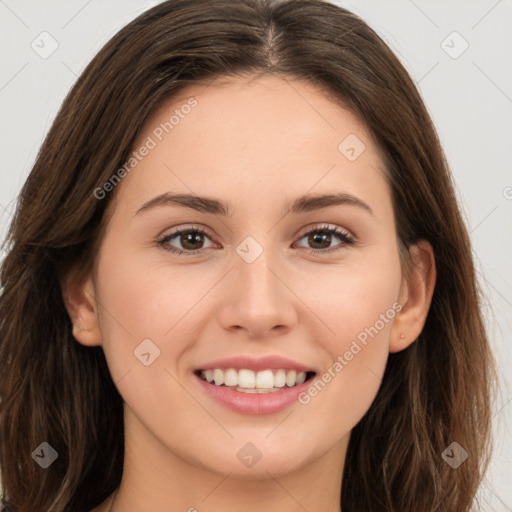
[62,74,436,512]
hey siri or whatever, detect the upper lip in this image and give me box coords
[195,355,315,373]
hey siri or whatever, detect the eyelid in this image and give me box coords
[158,223,212,238]
[295,222,353,240]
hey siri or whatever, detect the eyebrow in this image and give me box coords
[135,191,373,217]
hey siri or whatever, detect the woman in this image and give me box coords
[0,0,495,510]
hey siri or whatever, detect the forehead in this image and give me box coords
[108,74,390,219]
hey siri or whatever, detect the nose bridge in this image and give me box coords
[235,233,283,305]
[221,232,297,336]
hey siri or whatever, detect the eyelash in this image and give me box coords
[157,224,356,256]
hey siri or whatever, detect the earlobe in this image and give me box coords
[60,270,103,347]
[389,240,436,353]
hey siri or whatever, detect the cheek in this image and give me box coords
[93,240,186,384]
[299,303,394,440]
[95,238,197,338]
[310,249,401,352]
[93,245,201,429]
[301,252,401,427]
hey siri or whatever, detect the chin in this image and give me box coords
[194,443,316,480]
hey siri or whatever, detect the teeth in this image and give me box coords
[286,370,296,387]
[235,387,282,393]
[296,372,306,385]
[255,369,274,389]
[238,369,255,388]
[274,369,286,387]
[213,369,224,386]
[199,368,309,390]
[224,368,238,387]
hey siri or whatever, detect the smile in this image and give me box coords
[196,368,316,393]
[194,367,317,415]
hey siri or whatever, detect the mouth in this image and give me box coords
[194,368,317,394]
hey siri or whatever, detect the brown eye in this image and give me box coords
[294,224,355,253]
[158,227,215,255]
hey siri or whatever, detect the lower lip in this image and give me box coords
[194,373,312,415]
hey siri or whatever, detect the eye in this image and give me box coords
[157,226,215,255]
[157,223,356,256]
[294,224,355,254]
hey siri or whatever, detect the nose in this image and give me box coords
[218,246,298,339]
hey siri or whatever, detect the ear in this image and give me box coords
[390,240,436,353]
[60,268,102,347]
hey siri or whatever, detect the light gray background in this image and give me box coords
[1,0,511,508]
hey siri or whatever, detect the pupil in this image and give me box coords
[309,232,330,249]
[182,232,202,250]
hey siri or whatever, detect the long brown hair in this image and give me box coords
[0,1,495,510]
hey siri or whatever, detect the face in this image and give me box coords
[76,74,417,479]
